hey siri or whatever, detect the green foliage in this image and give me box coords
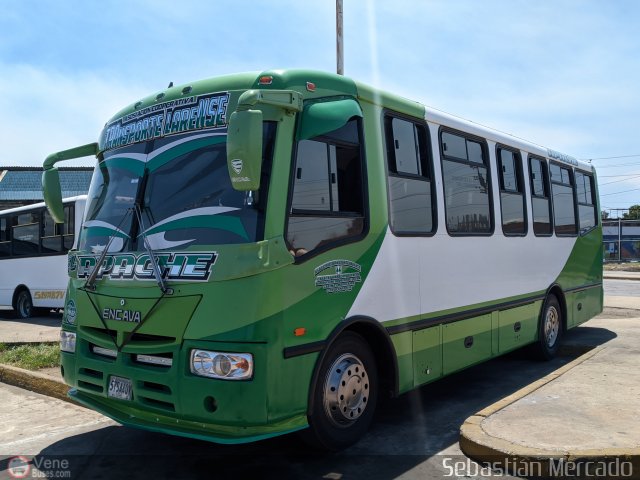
[622,205,640,220]
[0,343,59,370]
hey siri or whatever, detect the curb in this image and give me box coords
[459,346,640,478]
[0,363,75,405]
[603,274,640,281]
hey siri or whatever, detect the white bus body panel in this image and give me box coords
[347,230,576,323]
[0,255,68,308]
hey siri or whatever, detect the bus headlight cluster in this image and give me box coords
[60,331,77,353]
[190,350,253,380]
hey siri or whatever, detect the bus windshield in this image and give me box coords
[79,125,276,253]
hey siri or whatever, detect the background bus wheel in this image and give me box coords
[304,332,378,450]
[15,290,34,319]
[534,294,563,360]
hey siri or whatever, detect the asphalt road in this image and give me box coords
[0,282,636,479]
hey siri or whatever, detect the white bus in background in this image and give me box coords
[0,196,86,318]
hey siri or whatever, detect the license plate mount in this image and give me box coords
[108,375,133,401]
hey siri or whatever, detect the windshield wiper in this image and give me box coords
[84,208,132,291]
[133,204,171,295]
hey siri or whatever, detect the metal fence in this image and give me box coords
[603,219,640,262]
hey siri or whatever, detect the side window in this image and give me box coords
[497,146,526,235]
[287,118,366,256]
[63,204,75,251]
[12,212,40,257]
[385,115,435,234]
[440,130,492,234]
[575,171,597,233]
[550,163,578,236]
[0,217,10,258]
[42,209,63,254]
[528,156,553,236]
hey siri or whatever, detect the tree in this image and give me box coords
[601,210,610,220]
[622,205,640,220]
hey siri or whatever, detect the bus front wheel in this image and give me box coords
[534,294,563,360]
[305,332,378,450]
[15,289,34,319]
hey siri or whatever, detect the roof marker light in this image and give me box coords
[306,82,316,92]
[259,76,273,85]
[294,328,306,337]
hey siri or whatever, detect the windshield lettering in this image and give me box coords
[100,92,230,151]
[76,252,218,282]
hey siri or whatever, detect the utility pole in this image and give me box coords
[336,0,344,75]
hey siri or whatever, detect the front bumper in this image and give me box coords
[61,335,309,444]
[69,388,307,444]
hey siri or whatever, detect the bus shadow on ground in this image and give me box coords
[0,311,62,327]
[35,325,617,479]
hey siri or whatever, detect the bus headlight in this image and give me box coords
[60,331,77,353]
[190,350,253,380]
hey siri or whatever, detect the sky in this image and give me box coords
[1,0,639,212]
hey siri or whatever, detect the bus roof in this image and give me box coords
[0,195,87,215]
[104,69,592,172]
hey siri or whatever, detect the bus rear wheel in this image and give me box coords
[15,289,34,319]
[534,294,563,360]
[305,332,378,450]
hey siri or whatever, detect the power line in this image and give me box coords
[599,174,640,186]
[599,172,640,177]
[583,154,640,162]
[600,187,640,196]
[593,162,640,168]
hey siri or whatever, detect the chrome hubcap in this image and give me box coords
[323,353,369,427]
[544,306,560,347]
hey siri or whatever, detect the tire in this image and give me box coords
[534,294,563,360]
[15,289,34,319]
[304,332,378,450]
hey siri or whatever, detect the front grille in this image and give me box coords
[129,332,176,344]
[75,335,179,414]
[78,367,104,393]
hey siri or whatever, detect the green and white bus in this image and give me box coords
[42,69,602,450]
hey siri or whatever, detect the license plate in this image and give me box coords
[108,376,133,401]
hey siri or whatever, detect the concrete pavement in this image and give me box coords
[460,299,640,478]
[0,307,60,344]
[603,270,640,281]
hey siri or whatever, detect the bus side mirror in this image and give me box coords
[227,109,263,191]
[42,168,65,223]
[42,142,98,223]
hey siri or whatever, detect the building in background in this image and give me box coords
[0,167,93,211]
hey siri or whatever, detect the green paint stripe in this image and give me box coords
[144,215,249,240]
[83,226,129,239]
[147,135,226,172]
[103,157,145,176]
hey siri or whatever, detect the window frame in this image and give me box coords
[0,215,12,258]
[574,169,598,235]
[527,155,554,237]
[549,160,579,237]
[383,110,437,237]
[285,113,369,262]
[439,127,494,236]
[496,144,527,237]
[0,201,76,260]
[11,213,41,257]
